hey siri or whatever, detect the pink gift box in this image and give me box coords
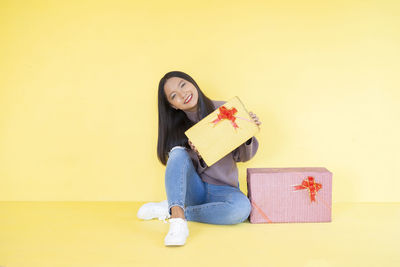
[246,167,332,223]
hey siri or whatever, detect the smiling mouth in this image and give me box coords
[184,94,193,104]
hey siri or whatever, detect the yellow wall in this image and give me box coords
[0,0,399,201]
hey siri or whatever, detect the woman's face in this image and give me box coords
[164,77,199,112]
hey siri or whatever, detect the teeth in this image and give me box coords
[185,94,192,103]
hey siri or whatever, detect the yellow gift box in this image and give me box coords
[184,96,260,166]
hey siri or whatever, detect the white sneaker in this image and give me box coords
[164,218,189,246]
[137,200,171,223]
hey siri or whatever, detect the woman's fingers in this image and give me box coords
[249,111,262,126]
[249,111,257,120]
[188,140,194,149]
[188,140,202,158]
[193,147,201,158]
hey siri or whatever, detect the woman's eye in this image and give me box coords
[181,83,185,87]
[172,95,175,99]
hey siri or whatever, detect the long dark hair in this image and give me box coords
[157,71,215,165]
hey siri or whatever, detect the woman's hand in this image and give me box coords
[188,139,202,159]
[249,111,262,126]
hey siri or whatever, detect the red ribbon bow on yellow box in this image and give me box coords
[293,176,322,202]
[211,106,239,129]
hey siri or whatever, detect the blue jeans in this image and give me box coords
[165,146,252,225]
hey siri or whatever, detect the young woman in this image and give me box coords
[137,71,261,246]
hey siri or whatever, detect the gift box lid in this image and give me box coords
[247,167,332,175]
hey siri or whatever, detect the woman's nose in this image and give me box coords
[177,91,186,100]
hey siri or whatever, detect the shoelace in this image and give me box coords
[166,218,188,236]
[158,213,171,224]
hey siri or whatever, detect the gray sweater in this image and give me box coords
[183,100,259,188]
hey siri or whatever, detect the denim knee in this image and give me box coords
[168,146,187,155]
[230,196,252,224]
[239,197,252,222]
[167,146,192,163]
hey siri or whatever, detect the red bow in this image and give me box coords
[211,106,239,129]
[293,176,322,202]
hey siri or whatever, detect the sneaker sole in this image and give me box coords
[165,241,186,246]
[137,210,169,220]
[164,232,188,246]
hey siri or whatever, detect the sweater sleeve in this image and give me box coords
[232,136,259,162]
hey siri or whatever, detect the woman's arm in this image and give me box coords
[233,136,259,162]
